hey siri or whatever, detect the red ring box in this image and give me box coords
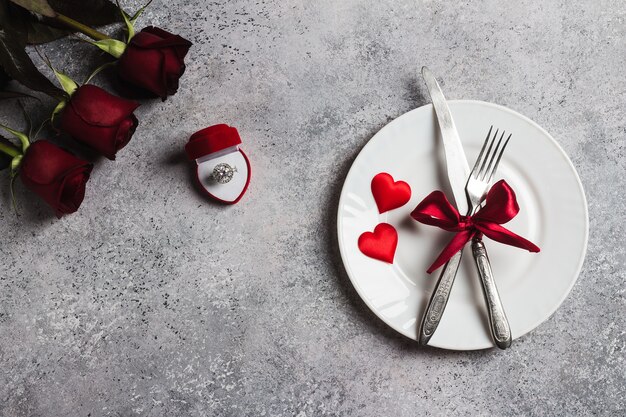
[185,124,251,204]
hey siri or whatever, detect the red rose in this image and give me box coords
[117,27,192,100]
[60,85,139,160]
[19,140,93,217]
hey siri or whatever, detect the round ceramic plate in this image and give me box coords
[337,100,588,350]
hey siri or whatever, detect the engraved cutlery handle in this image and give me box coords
[471,238,512,349]
[419,250,463,346]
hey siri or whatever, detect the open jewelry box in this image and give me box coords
[185,124,251,204]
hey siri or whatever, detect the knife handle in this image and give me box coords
[419,250,463,346]
[471,238,512,349]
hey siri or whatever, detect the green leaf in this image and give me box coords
[0,136,16,170]
[53,69,77,95]
[34,47,78,96]
[8,0,55,17]
[89,38,127,59]
[0,3,65,99]
[10,154,22,171]
[9,171,20,214]
[32,117,49,140]
[119,0,152,42]
[51,99,66,123]
[0,124,30,153]
[130,0,152,24]
[117,0,135,41]
[83,61,115,85]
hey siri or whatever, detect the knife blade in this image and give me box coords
[421,67,470,213]
[418,67,469,346]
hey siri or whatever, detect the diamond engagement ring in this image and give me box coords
[210,163,237,184]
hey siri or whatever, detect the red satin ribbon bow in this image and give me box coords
[411,180,540,273]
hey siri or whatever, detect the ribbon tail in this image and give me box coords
[478,223,540,252]
[426,230,474,274]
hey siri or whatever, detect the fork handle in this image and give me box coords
[471,238,512,349]
[419,250,463,346]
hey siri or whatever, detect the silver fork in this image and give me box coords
[466,126,513,349]
[419,126,512,349]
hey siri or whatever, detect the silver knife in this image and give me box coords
[418,67,470,346]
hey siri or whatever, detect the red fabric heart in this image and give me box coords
[371,173,411,213]
[358,223,398,263]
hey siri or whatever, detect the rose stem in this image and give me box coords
[54,14,109,41]
[0,142,20,158]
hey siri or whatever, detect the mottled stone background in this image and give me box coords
[0,0,624,416]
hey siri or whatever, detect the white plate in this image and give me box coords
[337,100,588,350]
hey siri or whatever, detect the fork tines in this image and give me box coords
[472,125,512,181]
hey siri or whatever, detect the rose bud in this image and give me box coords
[117,27,192,100]
[19,140,93,217]
[60,85,140,160]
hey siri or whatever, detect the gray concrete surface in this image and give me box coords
[0,0,624,416]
